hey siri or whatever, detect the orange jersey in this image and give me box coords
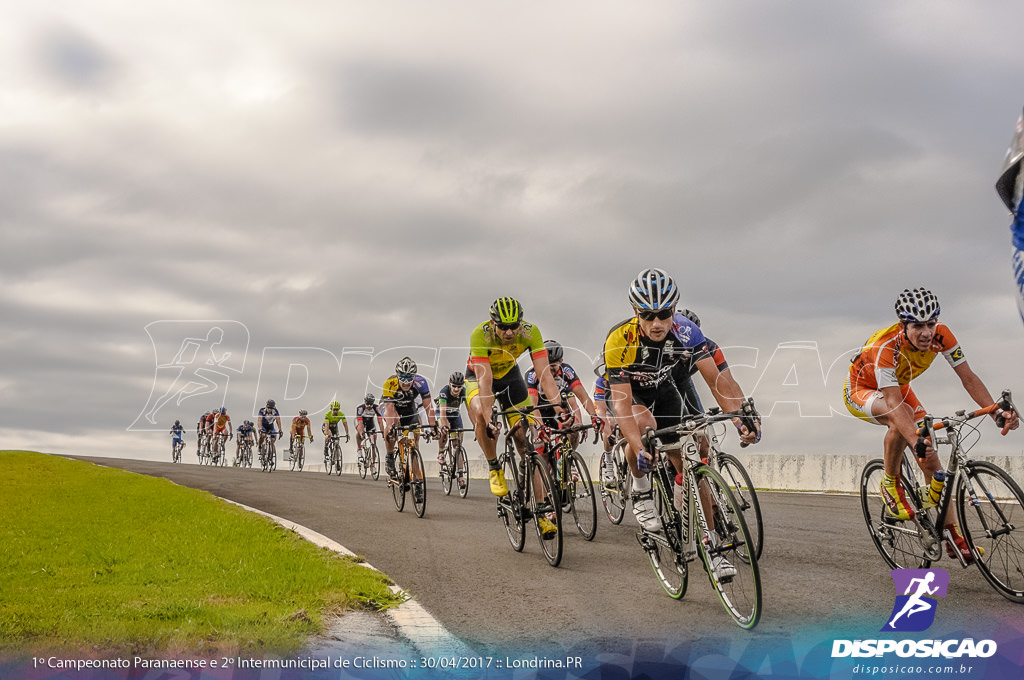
[848,322,966,392]
[213,413,230,431]
[290,416,311,435]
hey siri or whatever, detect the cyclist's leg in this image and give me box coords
[466,369,507,495]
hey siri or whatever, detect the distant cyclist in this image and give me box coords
[435,371,468,463]
[525,339,602,448]
[169,420,185,457]
[356,394,385,451]
[257,399,282,449]
[290,409,314,450]
[381,357,437,481]
[235,419,256,464]
[845,287,1018,562]
[322,400,351,457]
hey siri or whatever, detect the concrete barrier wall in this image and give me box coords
[299,451,1024,494]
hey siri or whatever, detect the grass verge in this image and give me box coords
[0,451,403,657]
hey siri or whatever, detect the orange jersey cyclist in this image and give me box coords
[466,297,565,514]
[381,357,437,481]
[845,287,1018,562]
[603,268,759,580]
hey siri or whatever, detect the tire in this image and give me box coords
[440,444,454,496]
[456,445,470,499]
[859,459,932,569]
[358,442,368,479]
[269,439,277,472]
[647,466,687,599]
[411,447,427,518]
[529,454,563,567]
[600,444,629,525]
[957,461,1024,603]
[370,441,380,481]
[694,465,762,629]
[324,441,334,475]
[498,449,525,552]
[716,453,764,561]
[392,450,407,512]
[333,447,342,476]
[566,453,598,541]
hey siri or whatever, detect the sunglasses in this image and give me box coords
[637,309,675,321]
[494,321,521,331]
[398,373,415,382]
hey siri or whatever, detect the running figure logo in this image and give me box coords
[881,568,949,632]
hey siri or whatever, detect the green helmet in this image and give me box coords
[489,297,523,324]
[330,400,341,410]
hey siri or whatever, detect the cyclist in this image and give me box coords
[436,371,467,465]
[356,393,385,451]
[593,369,617,484]
[257,399,282,450]
[212,406,232,452]
[169,420,185,457]
[526,339,602,449]
[290,409,314,454]
[845,287,1018,562]
[235,419,256,464]
[381,357,437,482]
[603,268,759,578]
[195,412,209,447]
[466,297,565,537]
[322,400,351,458]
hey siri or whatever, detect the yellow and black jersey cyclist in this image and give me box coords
[381,356,437,481]
[604,268,759,579]
[322,400,350,457]
[466,297,565,513]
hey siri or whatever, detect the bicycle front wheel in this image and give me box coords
[456,445,470,498]
[566,452,597,541]
[647,467,687,599]
[601,445,628,525]
[370,442,380,481]
[324,444,334,475]
[392,458,407,512]
[957,461,1024,603]
[529,455,563,567]
[499,450,526,552]
[716,452,763,560]
[694,465,762,629]
[410,447,427,518]
[440,445,454,496]
[860,459,932,569]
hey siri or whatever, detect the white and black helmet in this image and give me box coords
[628,267,680,311]
[395,356,418,377]
[895,288,941,322]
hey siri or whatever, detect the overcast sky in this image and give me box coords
[3,1,1023,462]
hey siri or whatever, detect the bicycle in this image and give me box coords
[324,434,345,476]
[388,424,430,517]
[702,407,765,560]
[438,428,471,498]
[289,434,310,472]
[492,406,564,567]
[599,427,633,525]
[236,436,254,468]
[540,421,598,541]
[171,438,185,464]
[636,407,763,629]
[358,432,381,481]
[211,432,230,467]
[259,432,279,472]
[197,432,210,465]
[860,390,1024,603]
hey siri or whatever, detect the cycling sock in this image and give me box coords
[929,470,946,506]
[883,473,898,488]
[632,474,651,493]
[487,458,502,472]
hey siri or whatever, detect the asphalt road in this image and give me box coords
[72,455,1023,656]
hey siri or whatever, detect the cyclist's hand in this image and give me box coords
[590,414,603,433]
[308,435,314,442]
[636,450,654,475]
[734,416,761,447]
[345,434,351,443]
[486,422,500,440]
[914,435,935,460]
[439,425,450,441]
[995,409,1019,434]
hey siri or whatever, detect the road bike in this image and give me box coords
[636,406,763,629]
[197,431,211,465]
[702,408,764,560]
[438,428,471,498]
[324,434,345,476]
[540,421,598,541]
[389,424,429,517]
[259,432,279,473]
[288,434,309,472]
[235,436,254,468]
[860,390,1024,603]
[492,406,563,567]
[171,437,184,464]
[599,427,633,525]
[357,432,381,480]
[211,432,230,467]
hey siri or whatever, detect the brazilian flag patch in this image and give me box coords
[951,347,965,362]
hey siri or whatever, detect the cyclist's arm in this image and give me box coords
[532,353,564,416]
[421,396,437,427]
[952,362,1019,429]
[569,382,597,417]
[472,359,497,423]
[609,381,645,457]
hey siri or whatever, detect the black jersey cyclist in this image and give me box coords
[381,357,437,480]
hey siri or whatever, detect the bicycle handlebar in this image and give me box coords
[640,405,755,449]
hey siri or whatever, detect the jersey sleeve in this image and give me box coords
[936,324,967,368]
[469,322,491,361]
[526,323,546,357]
[381,376,400,400]
[414,375,431,399]
[561,364,583,390]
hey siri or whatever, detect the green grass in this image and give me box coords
[0,451,403,656]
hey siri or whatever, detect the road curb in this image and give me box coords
[223,499,478,659]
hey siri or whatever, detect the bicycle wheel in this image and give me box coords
[528,455,563,567]
[440,444,454,496]
[297,444,305,471]
[645,466,687,599]
[334,446,342,476]
[957,461,1024,603]
[456,445,470,499]
[269,439,277,471]
[566,452,597,541]
[601,444,629,525]
[716,452,763,560]
[357,441,367,478]
[859,459,932,569]
[370,441,380,481]
[392,451,407,512]
[410,447,427,518]
[498,449,526,552]
[324,442,334,475]
[693,465,761,629]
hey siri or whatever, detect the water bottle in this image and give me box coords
[673,472,685,511]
